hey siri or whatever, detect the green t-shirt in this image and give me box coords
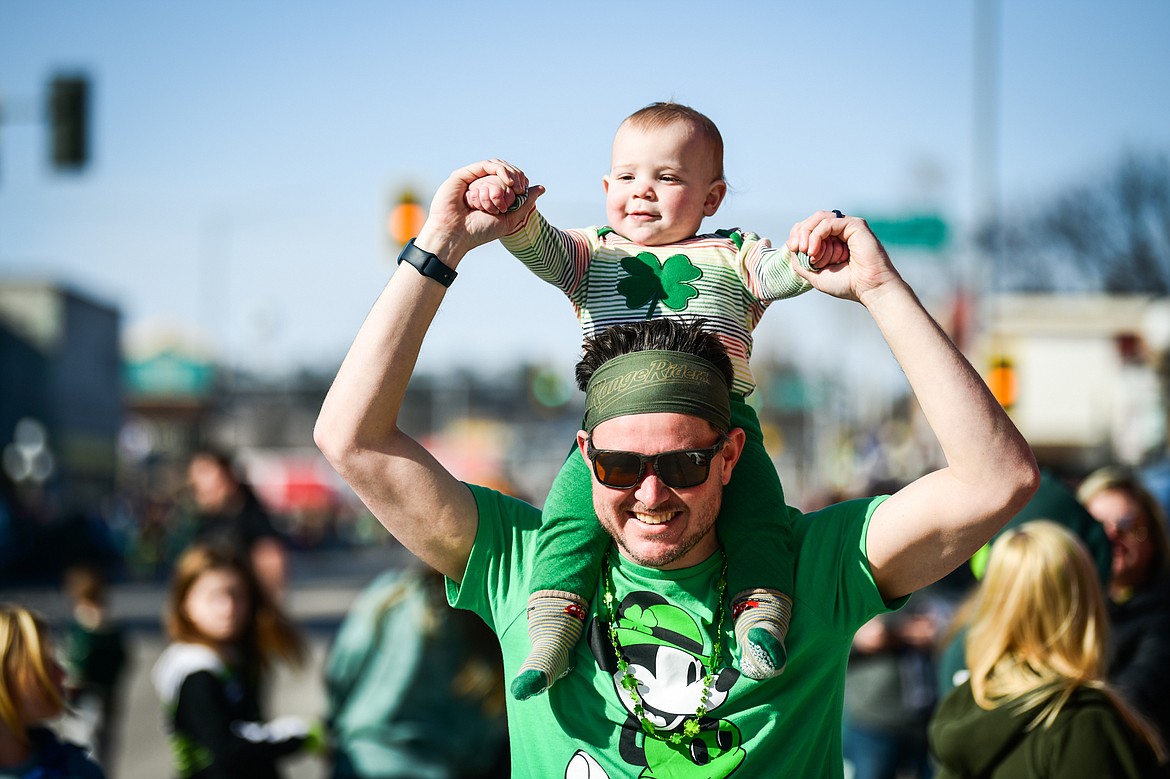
[448,487,902,778]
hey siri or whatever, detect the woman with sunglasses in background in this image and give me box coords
[1078,466,1170,749]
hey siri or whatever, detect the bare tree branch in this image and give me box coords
[985,152,1170,295]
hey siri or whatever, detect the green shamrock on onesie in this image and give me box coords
[617,253,701,319]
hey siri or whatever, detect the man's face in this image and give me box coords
[1084,487,1156,592]
[578,412,742,570]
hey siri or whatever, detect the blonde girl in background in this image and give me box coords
[929,521,1167,778]
[152,543,319,779]
[0,604,105,778]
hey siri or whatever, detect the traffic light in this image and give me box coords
[388,190,426,247]
[48,74,90,170]
[987,355,1017,410]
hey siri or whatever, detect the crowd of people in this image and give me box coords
[8,454,1160,778]
[1,447,512,779]
[2,101,1169,778]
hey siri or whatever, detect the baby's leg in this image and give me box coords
[512,446,608,700]
[721,401,794,680]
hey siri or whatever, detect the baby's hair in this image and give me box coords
[622,101,725,181]
[0,604,63,744]
[165,543,305,671]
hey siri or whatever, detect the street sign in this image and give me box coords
[866,214,948,249]
[124,351,215,398]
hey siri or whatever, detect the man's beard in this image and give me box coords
[594,491,722,569]
[608,522,715,568]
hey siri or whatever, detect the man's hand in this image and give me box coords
[786,210,904,306]
[415,159,542,261]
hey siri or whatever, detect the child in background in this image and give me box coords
[152,543,318,779]
[0,603,106,778]
[61,565,129,769]
[466,101,845,699]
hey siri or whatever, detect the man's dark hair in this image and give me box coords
[575,318,734,391]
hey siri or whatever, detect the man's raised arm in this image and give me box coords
[789,212,1040,601]
[314,160,541,582]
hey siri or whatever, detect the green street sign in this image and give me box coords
[124,351,215,398]
[866,214,948,249]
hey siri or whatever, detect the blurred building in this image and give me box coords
[120,335,217,495]
[0,279,122,514]
[13,275,1163,568]
[977,294,1170,473]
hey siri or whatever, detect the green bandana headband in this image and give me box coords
[583,350,731,433]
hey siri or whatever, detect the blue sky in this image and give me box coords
[2,1,1169,380]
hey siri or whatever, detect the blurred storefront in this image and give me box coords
[0,280,121,514]
[977,294,1170,474]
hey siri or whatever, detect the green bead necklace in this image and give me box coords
[602,551,728,745]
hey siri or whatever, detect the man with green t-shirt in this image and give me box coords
[316,159,1040,778]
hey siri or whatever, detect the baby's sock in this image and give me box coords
[510,590,589,700]
[732,589,793,680]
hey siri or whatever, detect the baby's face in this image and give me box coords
[603,122,725,246]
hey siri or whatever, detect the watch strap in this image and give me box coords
[397,238,457,287]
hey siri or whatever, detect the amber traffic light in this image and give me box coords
[987,355,1017,409]
[388,190,426,247]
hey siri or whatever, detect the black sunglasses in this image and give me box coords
[585,434,728,489]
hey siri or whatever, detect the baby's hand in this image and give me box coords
[465,174,526,215]
[794,235,849,272]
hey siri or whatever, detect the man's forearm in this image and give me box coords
[314,229,478,581]
[317,227,470,454]
[864,280,1027,485]
[863,279,1039,598]
[317,160,544,580]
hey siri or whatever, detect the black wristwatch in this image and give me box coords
[397,238,458,287]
